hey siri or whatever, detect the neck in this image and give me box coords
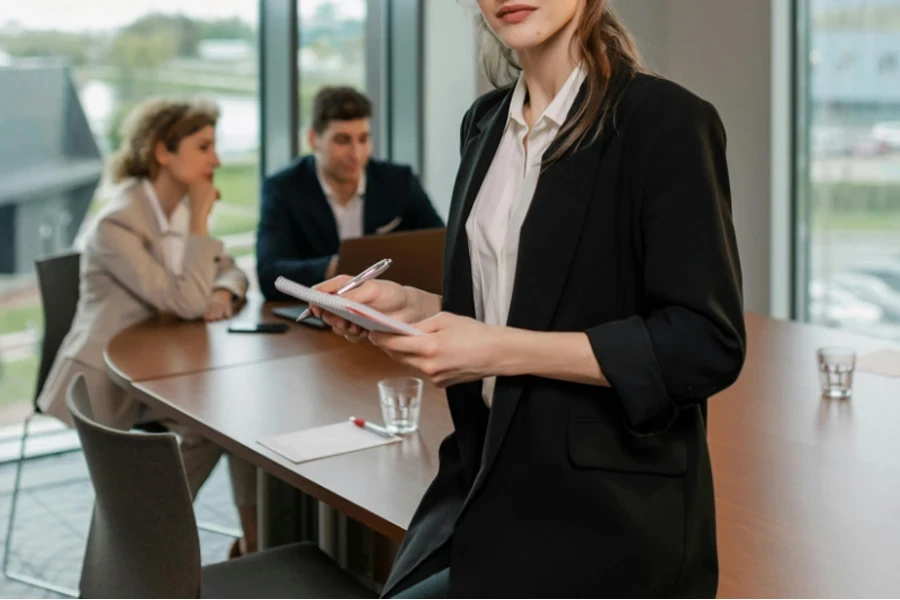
[319,164,360,206]
[329,178,360,206]
[150,171,186,218]
[518,17,581,120]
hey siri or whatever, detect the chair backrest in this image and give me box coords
[34,251,81,404]
[66,374,203,599]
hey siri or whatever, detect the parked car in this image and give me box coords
[811,125,857,158]
[852,136,893,157]
[809,279,884,328]
[831,271,900,322]
[872,121,900,150]
[853,258,900,293]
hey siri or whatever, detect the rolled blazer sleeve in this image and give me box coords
[586,94,746,434]
[213,254,249,301]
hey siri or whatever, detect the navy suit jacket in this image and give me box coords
[256,155,444,299]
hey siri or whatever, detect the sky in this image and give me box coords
[1,0,366,32]
[813,0,900,8]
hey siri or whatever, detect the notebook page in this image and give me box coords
[274,276,422,336]
[276,278,352,312]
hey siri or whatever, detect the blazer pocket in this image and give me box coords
[375,216,402,235]
[567,418,686,476]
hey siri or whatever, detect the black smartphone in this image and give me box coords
[227,322,290,334]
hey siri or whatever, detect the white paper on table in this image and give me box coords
[856,349,900,378]
[258,421,401,464]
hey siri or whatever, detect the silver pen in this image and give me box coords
[295,258,393,322]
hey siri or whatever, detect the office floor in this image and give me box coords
[0,450,239,598]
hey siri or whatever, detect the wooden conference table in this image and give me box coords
[106,296,900,597]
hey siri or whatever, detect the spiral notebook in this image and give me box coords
[274,276,423,336]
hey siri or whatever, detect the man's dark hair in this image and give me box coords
[311,86,372,134]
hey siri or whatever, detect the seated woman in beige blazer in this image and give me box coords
[37,97,258,557]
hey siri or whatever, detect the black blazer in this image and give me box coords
[255,156,444,299]
[382,73,746,598]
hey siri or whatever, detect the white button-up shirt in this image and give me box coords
[317,163,366,241]
[143,179,190,276]
[466,64,587,407]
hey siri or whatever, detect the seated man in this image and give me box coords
[256,86,444,298]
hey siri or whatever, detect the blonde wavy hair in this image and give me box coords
[468,0,646,163]
[107,97,220,184]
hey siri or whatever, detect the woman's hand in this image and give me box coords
[204,289,234,322]
[369,312,503,388]
[310,276,434,342]
[187,181,220,235]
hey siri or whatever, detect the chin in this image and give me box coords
[187,174,212,186]
[495,26,553,52]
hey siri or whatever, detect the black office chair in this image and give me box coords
[2,252,234,597]
[66,375,375,599]
[2,251,84,597]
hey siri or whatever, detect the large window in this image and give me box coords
[0,1,259,426]
[797,0,900,338]
[297,0,367,153]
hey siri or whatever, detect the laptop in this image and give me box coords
[336,227,446,295]
[273,227,446,328]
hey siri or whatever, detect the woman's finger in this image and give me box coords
[313,275,353,294]
[375,333,433,356]
[321,313,349,330]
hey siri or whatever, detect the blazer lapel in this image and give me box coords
[442,91,512,486]
[507,125,614,331]
[466,85,619,503]
[129,182,168,266]
[362,163,389,235]
[442,91,512,320]
[290,157,340,251]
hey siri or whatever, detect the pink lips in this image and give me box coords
[497,4,536,25]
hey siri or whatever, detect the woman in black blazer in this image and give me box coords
[312,0,746,596]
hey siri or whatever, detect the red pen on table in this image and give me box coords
[349,416,397,439]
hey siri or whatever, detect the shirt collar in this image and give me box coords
[315,159,366,202]
[507,62,588,130]
[142,178,189,237]
[508,75,529,129]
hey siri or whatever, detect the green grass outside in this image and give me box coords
[216,162,260,210]
[230,246,256,258]
[0,305,43,336]
[0,354,38,409]
[210,211,259,239]
[812,211,900,232]
[75,66,258,97]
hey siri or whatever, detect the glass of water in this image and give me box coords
[378,377,423,434]
[817,347,856,399]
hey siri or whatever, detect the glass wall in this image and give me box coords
[797,0,900,338]
[297,0,367,153]
[0,0,259,425]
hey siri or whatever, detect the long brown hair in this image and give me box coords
[476,0,646,163]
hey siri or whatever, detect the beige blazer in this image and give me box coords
[37,180,248,427]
